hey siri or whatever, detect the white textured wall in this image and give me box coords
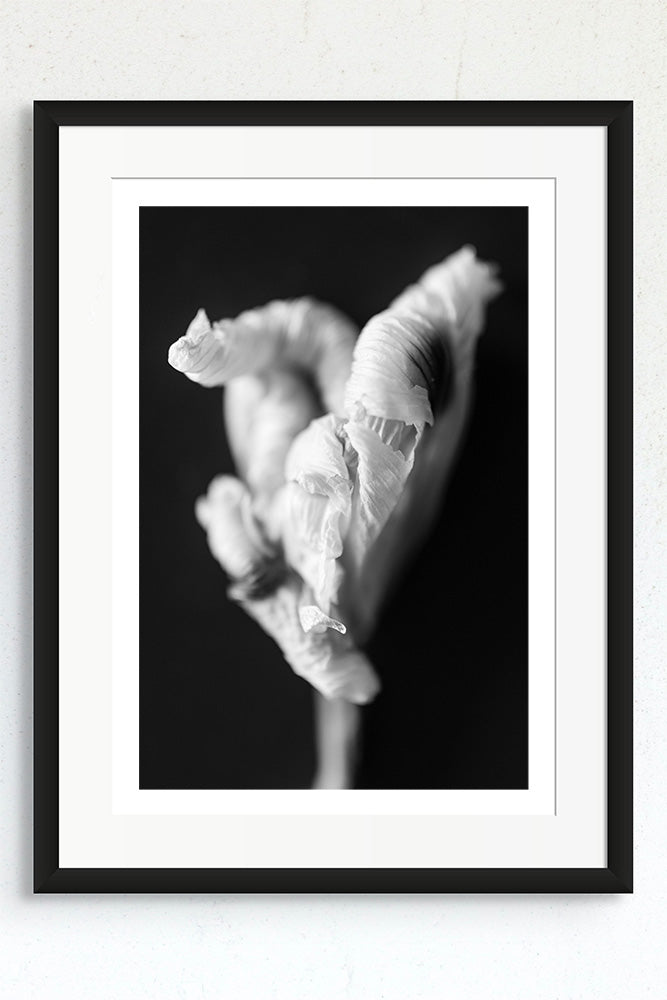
[1,1,664,996]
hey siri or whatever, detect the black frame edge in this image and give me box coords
[36,867,629,894]
[33,100,633,894]
[33,102,60,893]
[605,101,633,892]
[35,99,631,128]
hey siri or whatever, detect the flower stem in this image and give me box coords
[312,693,362,790]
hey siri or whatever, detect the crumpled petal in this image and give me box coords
[299,605,347,635]
[167,308,227,387]
[282,414,352,612]
[168,298,358,416]
[196,484,379,703]
[342,246,502,638]
[240,577,380,703]
[344,310,448,430]
[194,475,285,600]
[343,419,413,573]
[338,294,452,587]
[391,244,502,377]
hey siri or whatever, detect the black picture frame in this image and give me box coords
[34,100,632,893]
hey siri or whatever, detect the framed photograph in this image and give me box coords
[34,101,632,892]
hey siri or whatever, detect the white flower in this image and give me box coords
[168,246,501,703]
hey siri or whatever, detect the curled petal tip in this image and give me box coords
[299,605,347,635]
[168,309,212,369]
[188,307,212,339]
[167,309,233,386]
[167,339,191,372]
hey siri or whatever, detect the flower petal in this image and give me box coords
[238,578,380,704]
[391,244,502,377]
[169,298,358,415]
[344,310,441,429]
[282,414,352,612]
[223,371,320,506]
[299,605,347,635]
[343,419,413,572]
[195,475,285,599]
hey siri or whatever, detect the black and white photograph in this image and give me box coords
[139,205,528,792]
[33,102,632,898]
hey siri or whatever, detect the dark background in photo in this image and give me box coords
[139,206,529,790]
